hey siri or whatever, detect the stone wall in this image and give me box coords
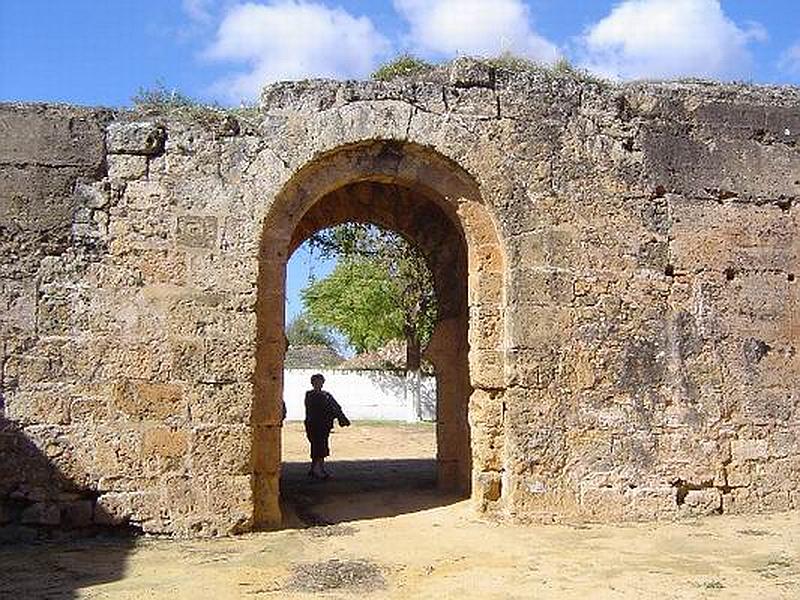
[0,59,797,535]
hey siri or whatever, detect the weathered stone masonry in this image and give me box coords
[1,59,798,535]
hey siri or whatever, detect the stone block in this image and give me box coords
[5,390,69,425]
[120,180,165,211]
[107,122,166,156]
[112,380,186,423]
[731,438,768,462]
[469,270,503,306]
[507,305,571,349]
[108,154,147,181]
[74,179,109,209]
[0,104,109,167]
[761,491,792,511]
[20,502,60,526]
[469,391,504,472]
[190,425,250,476]
[510,269,575,305]
[91,427,144,480]
[0,278,36,334]
[468,304,502,350]
[61,500,94,528]
[176,215,218,249]
[170,338,205,382]
[513,229,576,269]
[506,346,560,389]
[186,253,256,294]
[468,349,505,389]
[580,486,625,520]
[36,292,74,336]
[188,382,252,426]
[132,248,187,285]
[625,486,676,520]
[670,199,794,273]
[445,87,498,118]
[468,389,502,426]
[252,472,280,530]
[142,427,189,461]
[250,424,281,476]
[158,474,209,524]
[449,57,495,89]
[470,429,504,472]
[740,387,796,424]
[209,475,253,535]
[68,384,114,424]
[95,491,152,527]
[475,470,502,502]
[770,430,799,459]
[220,217,258,254]
[203,338,255,383]
[641,122,800,202]
[251,374,286,427]
[681,488,721,516]
[569,350,597,390]
[722,486,757,514]
[755,458,800,493]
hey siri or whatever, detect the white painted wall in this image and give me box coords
[283,369,436,422]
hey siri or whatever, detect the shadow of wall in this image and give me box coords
[280,458,459,528]
[0,416,137,599]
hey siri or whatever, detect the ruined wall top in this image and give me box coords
[258,56,800,116]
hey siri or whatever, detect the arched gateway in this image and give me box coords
[252,141,506,528]
[1,61,797,536]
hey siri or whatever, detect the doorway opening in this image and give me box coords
[280,220,453,526]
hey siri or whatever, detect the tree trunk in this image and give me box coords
[405,335,422,371]
[405,333,423,420]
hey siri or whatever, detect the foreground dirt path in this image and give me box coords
[2,423,798,599]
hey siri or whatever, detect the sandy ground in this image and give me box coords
[1,422,799,599]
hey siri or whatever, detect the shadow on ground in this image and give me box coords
[0,418,138,599]
[0,533,138,600]
[280,458,463,528]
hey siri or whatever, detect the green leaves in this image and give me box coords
[286,311,338,349]
[371,54,434,81]
[302,259,404,353]
[301,224,438,368]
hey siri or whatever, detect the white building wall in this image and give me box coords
[283,369,436,422]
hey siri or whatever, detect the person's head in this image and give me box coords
[310,373,325,390]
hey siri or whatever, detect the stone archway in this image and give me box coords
[252,141,506,528]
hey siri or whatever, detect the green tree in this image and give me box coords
[285,311,338,349]
[303,224,437,371]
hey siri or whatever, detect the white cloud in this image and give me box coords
[579,0,766,80]
[205,1,390,102]
[183,0,214,23]
[393,0,558,62]
[779,42,800,75]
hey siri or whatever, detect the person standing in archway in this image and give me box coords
[304,373,350,479]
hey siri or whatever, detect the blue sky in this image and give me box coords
[1,1,798,107]
[1,0,799,322]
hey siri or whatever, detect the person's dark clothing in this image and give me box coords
[304,390,349,459]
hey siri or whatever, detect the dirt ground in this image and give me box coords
[1,422,799,599]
